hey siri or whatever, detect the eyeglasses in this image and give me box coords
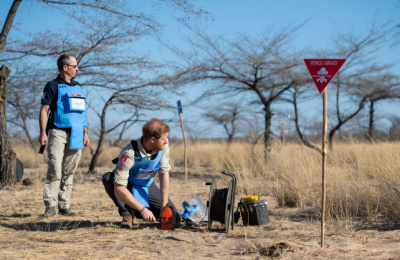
[66,64,78,68]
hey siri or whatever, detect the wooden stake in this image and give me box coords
[321,88,328,248]
[178,112,188,182]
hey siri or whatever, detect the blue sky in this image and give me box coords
[4,1,397,67]
[144,1,400,60]
[1,0,400,139]
[147,0,400,138]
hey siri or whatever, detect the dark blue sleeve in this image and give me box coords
[41,81,56,106]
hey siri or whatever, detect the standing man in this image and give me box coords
[102,119,180,228]
[39,54,90,217]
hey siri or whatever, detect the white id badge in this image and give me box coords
[137,170,155,180]
[71,98,85,110]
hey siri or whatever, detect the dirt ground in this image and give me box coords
[1,166,399,259]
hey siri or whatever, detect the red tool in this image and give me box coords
[161,206,176,230]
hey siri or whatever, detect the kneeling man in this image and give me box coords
[102,119,179,228]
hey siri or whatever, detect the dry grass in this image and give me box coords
[1,139,399,259]
[171,140,400,225]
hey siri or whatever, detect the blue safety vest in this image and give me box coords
[53,83,87,149]
[127,140,163,207]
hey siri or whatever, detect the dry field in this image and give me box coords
[1,140,400,259]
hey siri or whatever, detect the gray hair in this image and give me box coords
[57,54,72,71]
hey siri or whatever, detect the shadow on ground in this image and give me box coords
[0,219,118,232]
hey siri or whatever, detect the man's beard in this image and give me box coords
[155,143,165,151]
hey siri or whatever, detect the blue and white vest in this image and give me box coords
[128,140,163,207]
[53,83,87,149]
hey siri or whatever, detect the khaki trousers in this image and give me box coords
[43,128,82,209]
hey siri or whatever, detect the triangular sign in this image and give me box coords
[304,59,346,93]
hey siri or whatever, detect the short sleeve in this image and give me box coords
[114,147,135,186]
[41,81,55,106]
[158,143,171,174]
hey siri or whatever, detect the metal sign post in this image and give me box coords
[177,100,188,182]
[304,59,346,248]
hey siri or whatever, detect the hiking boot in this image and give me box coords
[58,208,78,216]
[43,206,56,218]
[121,214,133,229]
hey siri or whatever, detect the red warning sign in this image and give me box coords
[304,59,346,93]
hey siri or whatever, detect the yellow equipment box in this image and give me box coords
[242,196,258,202]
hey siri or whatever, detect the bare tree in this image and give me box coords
[88,79,172,173]
[0,0,22,187]
[328,73,370,149]
[203,103,242,145]
[327,21,394,150]
[112,120,138,147]
[6,65,46,147]
[177,24,305,159]
[285,84,322,153]
[348,73,400,141]
[0,0,209,184]
[3,12,162,174]
[0,65,16,187]
[0,0,22,52]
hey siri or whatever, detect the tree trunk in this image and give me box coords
[0,65,17,187]
[227,134,233,146]
[0,1,23,186]
[328,127,336,151]
[368,100,375,142]
[0,0,23,52]
[263,103,272,161]
[88,94,139,173]
[292,88,322,153]
[88,98,112,173]
[335,73,343,141]
[88,118,106,174]
[89,132,104,174]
